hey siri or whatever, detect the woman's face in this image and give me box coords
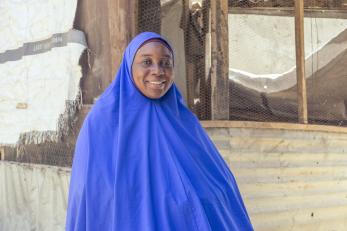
[132,40,174,99]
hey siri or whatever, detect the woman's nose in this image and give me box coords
[151,63,164,75]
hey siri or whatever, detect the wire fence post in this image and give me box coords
[294,0,308,124]
[211,0,229,120]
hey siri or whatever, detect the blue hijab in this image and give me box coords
[66,32,253,231]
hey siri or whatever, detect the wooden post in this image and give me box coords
[75,0,138,104]
[108,0,138,77]
[182,0,193,111]
[210,0,229,120]
[294,0,308,123]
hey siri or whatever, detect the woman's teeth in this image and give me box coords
[147,81,166,89]
[149,81,165,84]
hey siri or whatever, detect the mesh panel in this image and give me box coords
[182,0,211,119]
[161,0,347,126]
[138,0,162,33]
[304,0,347,126]
[228,1,298,122]
[4,0,347,167]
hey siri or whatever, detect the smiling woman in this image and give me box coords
[132,39,174,99]
[65,32,253,231]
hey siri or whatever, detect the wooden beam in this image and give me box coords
[294,0,308,124]
[210,0,229,120]
[229,7,347,19]
[182,0,196,112]
[108,0,138,77]
[201,120,347,134]
[75,0,138,104]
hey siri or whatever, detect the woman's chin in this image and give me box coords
[144,90,165,99]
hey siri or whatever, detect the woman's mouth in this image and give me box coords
[146,80,166,90]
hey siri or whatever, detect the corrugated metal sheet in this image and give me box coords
[2,126,347,230]
[0,161,70,231]
[206,127,347,231]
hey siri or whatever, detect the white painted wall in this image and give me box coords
[0,0,85,145]
[0,0,77,52]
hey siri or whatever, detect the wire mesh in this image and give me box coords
[4,0,347,167]
[138,0,162,33]
[304,0,347,126]
[160,0,347,126]
[227,1,299,122]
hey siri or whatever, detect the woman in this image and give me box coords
[66,32,253,231]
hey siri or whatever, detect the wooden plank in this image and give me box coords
[210,0,229,120]
[182,0,196,111]
[229,7,347,19]
[201,120,347,134]
[294,0,308,124]
[107,0,138,77]
[74,0,110,103]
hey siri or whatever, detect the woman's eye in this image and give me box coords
[142,59,152,66]
[161,60,173,68]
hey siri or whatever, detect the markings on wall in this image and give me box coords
[0,29,87,64]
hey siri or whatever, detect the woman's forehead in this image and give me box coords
[137,39,173,56]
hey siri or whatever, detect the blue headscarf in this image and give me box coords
[66,32,253,231]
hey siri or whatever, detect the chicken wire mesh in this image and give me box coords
[228,3,298,123]
[303,1,347,126]
[160,0,347,126]
[4,0,347,167]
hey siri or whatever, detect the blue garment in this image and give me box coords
[66,32,253,231]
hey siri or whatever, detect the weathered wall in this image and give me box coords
[2,126,347,230]
[0,162,70,231]
[0,0,86,145]
[206,126,347,230]
[74,0,137,104]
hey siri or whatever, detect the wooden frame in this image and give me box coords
[229,8,347,19]
[294,0,308,124]
[75,0,138,104]
[201,120,347,134]
[210,0,229,120]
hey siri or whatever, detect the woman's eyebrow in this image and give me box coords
[140,54,172,58]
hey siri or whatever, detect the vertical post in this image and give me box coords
[294,0,308,123]
[182,0,195,111]
[108,0,138,78]
[210,0,229,120]
[75,0,138,104]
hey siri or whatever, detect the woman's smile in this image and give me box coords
[145,80,167,90]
